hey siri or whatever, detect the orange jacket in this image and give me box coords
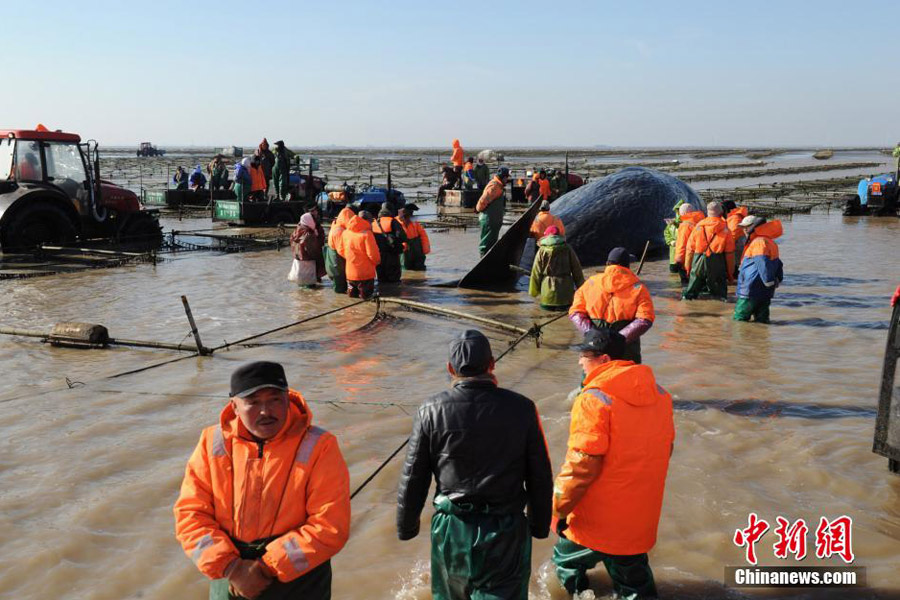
[250,164,267,192]
[684,216,736,277]
[399,218,430,254]
[569,264,655,324]
[450,139,464,167]
[475,176,505,213]
[674,211,704,265]
[340,215,381,280]
[327,208,354,258]
[555,361,674,555]
[726,206,749,244]
[538,178,551,200]
[742,220,783,261]
[530,211,565,239]
[174,391,350,582]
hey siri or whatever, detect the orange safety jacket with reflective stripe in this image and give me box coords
[398,218,431,254]
[741,220,782,261]
[250,164,267,192]
[340,215,381,281]
[726,206,749,244]
[684,216,736,277]
[530,211,565,239]
[674,211,704,265]
[451,139,464,167]
[327,208,355,258]
[174,390,350,583]
[569,265,655,324]
[475,176,505,213]
[559,361,674,555]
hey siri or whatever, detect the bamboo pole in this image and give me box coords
[378,297,529,335]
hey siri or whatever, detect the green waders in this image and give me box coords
[682,252,728,300]
[478,192,506,257]
[552,536,657,599]
[430,495,531,600]
[272,166,290,200]
[733,297,771,323]
[402,236,427,270]
[209,537,332,600]
[592,319,642,364]
[324,246,347,293]
[234,180,250,202]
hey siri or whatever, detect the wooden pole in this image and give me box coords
[181,295,211,356]
[636,240,651,276]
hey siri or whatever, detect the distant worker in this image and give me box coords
[462,157,477,189]
[437,164,460,202]
[249,156,267,201]
[290,212,325,287]
[683,201,736,301]
[523,171,541,204]
[893,142,900,173]
[397,203,431,271]
[397,330,553,600]
[551,329,674,598]
[722,199,749,275]
[674,203,704,285]
[475,166,510,256]
[173,166,189,190]
[373,205,407,284]
[189,164,207,191]
[569,248,655,364]
[473,156,491,190]
[340,210,381,299]
[450,138,464,169]
[663,200,685,274]
[550,169,568,200]
[733,216,784,323]
[208,155,228,191]
[537,169,552,201]
[529,226,584,311]
[530,200,565,240]
[174,361,350,600]
[233,158,252,202]
[272,141,291,200]
[325,207,355,294]
[307,204,327,277]
[256,138,275,197]
[14,146,40,180]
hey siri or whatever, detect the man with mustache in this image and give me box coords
[175,361,350,599]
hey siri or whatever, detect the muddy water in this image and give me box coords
[0,211,899,600]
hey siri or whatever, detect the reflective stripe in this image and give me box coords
[294,426,326,465]
[191,534,215,566]
[211,426,226,457]
[582,388,612,406]
[282,537,309,573]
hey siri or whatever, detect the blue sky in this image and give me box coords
[3,0,896,147]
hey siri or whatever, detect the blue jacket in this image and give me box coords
[234,163,252,185]
[736,253,783,300]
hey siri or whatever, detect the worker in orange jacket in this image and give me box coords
[673,204,704,284]
[340,210,381,299]
[174,361,350,600]
[723,200,749,276]
[733,216,784,323]
[537,169,552,201]
[325,207,355,294]
[683,201,736,300]
[248,157,267,201]
[475,167,510,256]
[530,200,566,239]
[551,329,674,598]
[397,203,431,270]
[450,139,464,168]
[569,248,655,364]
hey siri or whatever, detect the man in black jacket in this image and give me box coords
[397,329,553,600]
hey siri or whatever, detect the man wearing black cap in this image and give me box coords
[475,167,511,256]
[397,330,553,600]
[569,247,655,364]
[175,361,351,600]
[397,203,431,271]
[551,329,674,598]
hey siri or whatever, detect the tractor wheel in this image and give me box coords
[1,201,77,252]
[117,211,163,251]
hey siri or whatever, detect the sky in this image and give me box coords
[3,0,897,148]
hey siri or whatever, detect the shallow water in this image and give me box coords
[0,210,898,599]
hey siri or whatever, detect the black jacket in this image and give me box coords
[396,377,553,540]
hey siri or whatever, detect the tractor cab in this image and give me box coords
[844,173,899,216]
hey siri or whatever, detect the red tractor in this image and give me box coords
[0,126,162,251]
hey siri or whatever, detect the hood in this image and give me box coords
[728,206,748,219]
[696,216,727,235]
[335,207,354,228]
[683,211,704,225]
[219,389,312,448]
[452,139,460,148]
[750,219,783,241]
[599,264,640,293]
[259,138,269,151]
[539,234,566,247]
[584,361,661,407]
[347,215,371,233]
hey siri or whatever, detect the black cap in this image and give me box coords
[230,361,289,398]
[402,203,420,212]
[449,329,493,376]
[577,329,626,360]
[496,166,510,178]
[607,247,633,268]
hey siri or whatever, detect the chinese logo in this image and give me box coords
[734,514,854,565]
